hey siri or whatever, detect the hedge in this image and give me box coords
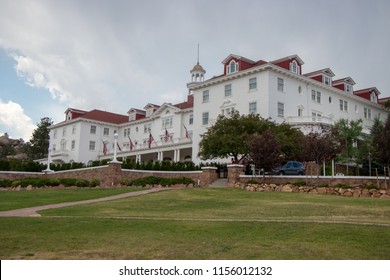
[0,178,100,188]
[123,176,195,187]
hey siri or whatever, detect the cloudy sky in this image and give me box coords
[0,0,389,140]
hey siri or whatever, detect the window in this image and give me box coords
[277,102,284,117]
[61,140,66,151]
[227,60,238,74]
[189,114,193,125]
[221,107,234,116]
[144,123,151,134]
[339,99,348,112]
[124,128,130,137]
[277,78,284,92]
[90,125,96,134]
[370,92,377,103]
[298,107,303,117]
[345,84,352,93]
[202,112,209,125]
[162,117,173,129]
[62,128,66,137]
[71,140,75,150]
[225,84,232,97]
[72,125,76,134]
[290,60,299,74]
[311,90,321,103]
[89,141,95,151]
[53,130,57,139]
[202,90,209,103]
[249,102,257,114]
[249,77,257,90]
[324,76,331,86]
[364,107,372,119]
[103,128,109,136]
[312,112,322,122]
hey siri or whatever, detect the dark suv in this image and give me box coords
[273,161,305,175]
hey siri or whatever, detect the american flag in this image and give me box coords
[148,133,155,148]
[164,129,170,142]
[183,125,191,140]
[128,136,134,151]
[102,140,107,155]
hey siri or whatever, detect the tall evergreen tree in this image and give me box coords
[27,117,53,160]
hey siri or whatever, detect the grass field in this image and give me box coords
[0,187,389,259]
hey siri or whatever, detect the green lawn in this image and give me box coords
[0,188,141,211]
[0,188,389,259]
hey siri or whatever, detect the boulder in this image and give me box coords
[343,191,353,197]
[26,185,33,191]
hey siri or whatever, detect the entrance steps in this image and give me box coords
[209,178,228,188]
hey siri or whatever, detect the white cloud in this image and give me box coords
[0,99,35,140]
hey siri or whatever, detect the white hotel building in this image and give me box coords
[48,53,388,165]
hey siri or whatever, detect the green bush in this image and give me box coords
[291,181,306,186]
[127,176,194,187]
[0,179,12,188]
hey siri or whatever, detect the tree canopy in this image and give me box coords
[26,117,53,160]
[198,110,304,164]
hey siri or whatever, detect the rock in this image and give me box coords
[353,189,361,197]
[373,192,381,198]
[309,188,318,194]
[281,185,293,192]
[26,185,33,190]
[343,191,353,197]
[380,194,390,199]
[16,185,21,191]
[317,187,327,194]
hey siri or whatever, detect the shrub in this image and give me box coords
[0,179,12,188]
[291,181,306,186]
[127,176,194,187]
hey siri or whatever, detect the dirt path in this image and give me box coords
[0,188,173,217]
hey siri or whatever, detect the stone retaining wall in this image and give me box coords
[0,163,218,187]
[235,182,390,199]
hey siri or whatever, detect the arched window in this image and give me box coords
[290,60,299,74]
[227,60,238,74]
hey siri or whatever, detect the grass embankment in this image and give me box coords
[0,188,389,259]
[0,188,142,211]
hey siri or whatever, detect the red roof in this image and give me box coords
[79,110,128,124]
[175,94,193,109]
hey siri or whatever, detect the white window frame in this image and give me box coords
[202,112,209,126]
[71,140,75,150]
[162,117,173,129]
[364,107,372,119]
[249,77,257,91]
[290,60,299,74]
[249,101,257,114]
[277,102,284,117]
[202,90,209,103]
[144,123,151,134]
[277,78,284,92]
[189,114,193,125]
[90,125,96,134]
[323,76,331,86]
[89,141,95,151]
[224,84,232,97]
[103,127,109,136]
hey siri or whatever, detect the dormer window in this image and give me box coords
[370,92,377,103]
[323,76,332,86]
[290,60,299,74]
[345,84,353,93]
[226,60,238,74]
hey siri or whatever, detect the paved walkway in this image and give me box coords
[0,188,173,217]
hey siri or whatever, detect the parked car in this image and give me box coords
[273,161,305,175]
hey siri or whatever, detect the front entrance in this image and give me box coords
[217,164,228,178]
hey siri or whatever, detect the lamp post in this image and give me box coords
[44,146,53,173]
[111,131,121,164]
